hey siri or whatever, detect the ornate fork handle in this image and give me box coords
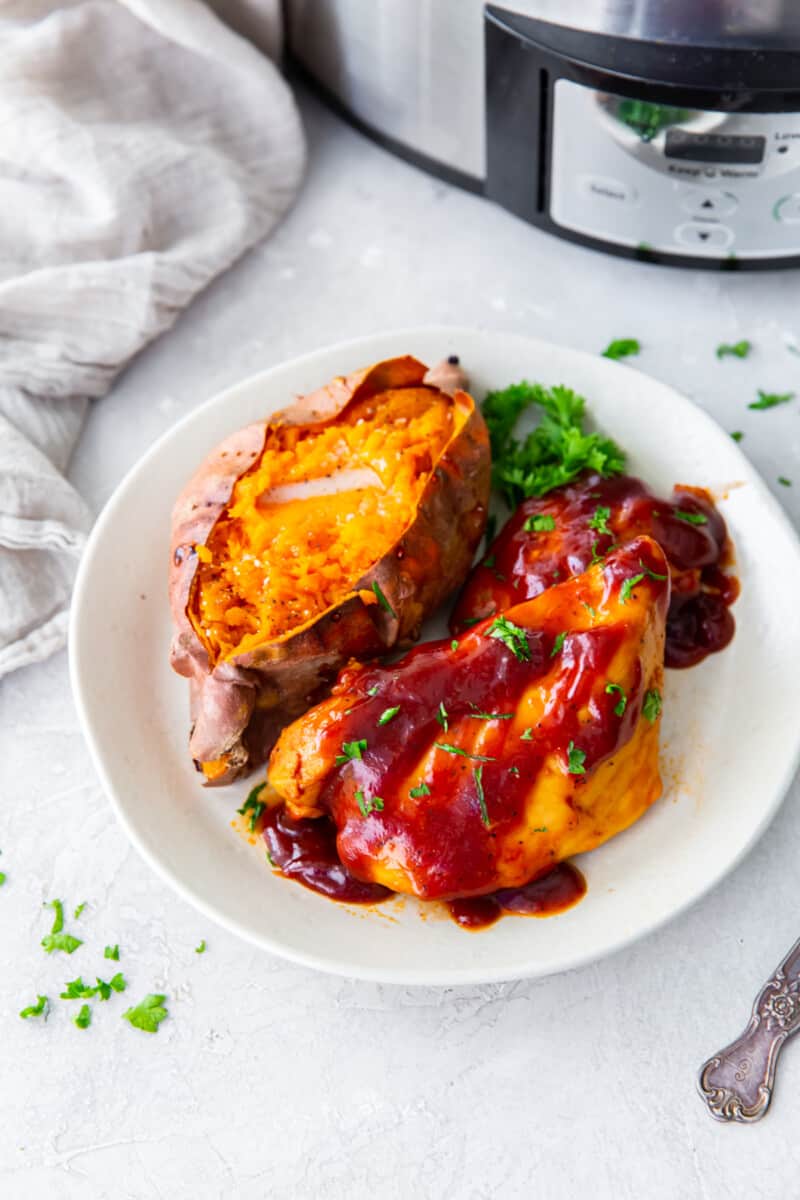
[698,937,800,1122]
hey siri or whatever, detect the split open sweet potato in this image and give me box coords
[169,355,490,785]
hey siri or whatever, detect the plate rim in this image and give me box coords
[69,325,800,985]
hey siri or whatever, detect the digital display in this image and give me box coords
[665,130,766,164]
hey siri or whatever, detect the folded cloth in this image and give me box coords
[0,0,305,678]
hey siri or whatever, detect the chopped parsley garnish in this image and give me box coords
[74,1004,92,1030]
[778,476,792,487]
[731,431,744,442]
[473,766,489,827]
[41,899,82,955]
[462,615,487,627]
[266,848,276,867]
[60,977,96,1000]
[605,683,627,716]
[566,741,586,775]
[73,902,87,919]
[434,743,496,763]
[589,540,604,566]
[372,581,397,618]
[482,381,625,506]
[366,684,379,697]
[509,766,521,776]
[104,945,120,961]
[451,639,458,651]
[583,603,597,618]
[521,728,533,741]
[602,338,640,361]
[533,827,548,833]
[0,872,5,886]
[355,790,385,817]
[749,390,795,411]
[643,689,662,722]
[550,632,566,658]
[335,739,367,765]
[486,614,531,661]
[469,710,514,721]
[523,512,556,533]
[237,782,267,833]
[620,573,646,604]
[588,506,612,535]
[675,510,708,525]
[436,702,449,732]
[377,706,400,726]
[19,995,48,1020]
[716,340,751,359]
[482,554,496,569]
[409,782,431,799]
[123,994,169,1034]
[195,940,206,954]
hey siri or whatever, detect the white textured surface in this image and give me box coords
[3,88,800,1198]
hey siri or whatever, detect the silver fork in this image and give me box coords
[698,937,800,1122]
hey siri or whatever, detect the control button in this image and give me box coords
[675,222,734,249]
[774,193,800,223]
[680,189,738,218]
[580,175,637,205]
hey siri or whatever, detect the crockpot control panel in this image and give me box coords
[549,80,800,260]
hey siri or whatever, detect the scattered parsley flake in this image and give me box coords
[0,872,5,886]
[60,977,96,1000]
[436,701,449,732]
[469,710,514,721]
[355,790,385,817]
[583,603,597,618]
[434,743,496,763]
[461,615,486,627]
[473,766,489,827]
[602,339,640,361]
[409,782,431,799]
[104,945,120,961]
[47,899,64,934]
[533,827,548,833]
[778,476,792,487]
[266,848,276,867]
[620,573,646,604]
[109,973,126,993]
[73,902,87,919]
[675,510,708,525]
[508,766,521,776]
[731,431,744,442]
[195,940,206,955]
[123,994,169,1034]
[521,728,533,741]
[377,706,400,726]
[366,684,379,697]
[451,639,459,651]
[643,689,662,722]
[486,614,531,661]
[335,738,368,766]
[482,553,496,568]
[372,581,397,618]
[523,512,556,533]
[589,540,604,566]
[716,340,751,359]
[566,741,586,775]
[605,683,627,717]
[42,933,82,956]
[749,390,794,411]
[237,782,267,832]
[588,506,612,535]
[482,381,625,506]
[19,995,49,1020]
[550,632,566,658]
[74,1004,92,1030]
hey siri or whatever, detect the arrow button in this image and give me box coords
[675,222,734,250]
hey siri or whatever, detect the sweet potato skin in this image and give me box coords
[168,356,490,785]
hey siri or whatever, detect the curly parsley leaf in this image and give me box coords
[123,994,169,1034]
[749,390,794,411]
[19,995,48,1020]
[566,741,586,775]
[523,512,556,533]
[486,615,531,662]
[335,739,367,766]
[60,977,96,1000]
[473,766,489,827]
[602,338,640,361]
[643,689,662,722]
[482,382,626,507]
[605,683,627,717]
[589,506,612,535]
[716,340,751,359]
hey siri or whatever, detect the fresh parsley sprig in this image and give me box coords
[486,615,531,662]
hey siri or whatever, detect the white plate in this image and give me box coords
[70,328,800,985]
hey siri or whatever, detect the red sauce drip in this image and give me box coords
[447,862,587,930]
[451,472,738,670]
[263,804,391,904]
[264,803,587,930]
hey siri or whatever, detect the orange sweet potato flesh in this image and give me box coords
[169,356,491,786]
[268,537,669,900]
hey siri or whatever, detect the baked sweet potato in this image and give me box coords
[169,355,490,785]
[268,536,669,900]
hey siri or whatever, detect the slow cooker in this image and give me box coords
[285,0,800,269]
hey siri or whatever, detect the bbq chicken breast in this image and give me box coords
[268,536,670,901]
